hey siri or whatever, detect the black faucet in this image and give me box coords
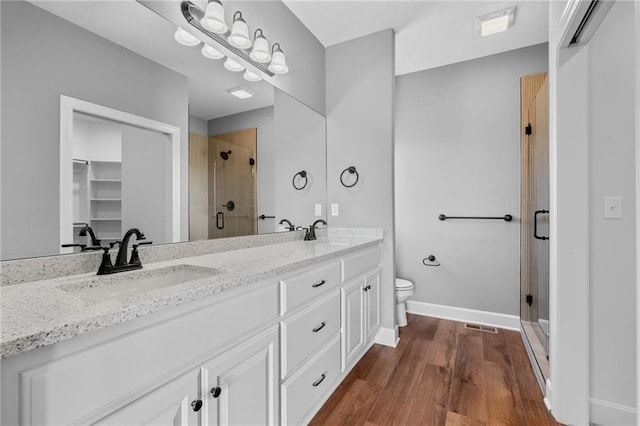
[115,228,145,267]
[79,225,101,247]
[304,219,327,241]
[96,228,152,275]
[279,219,295,231]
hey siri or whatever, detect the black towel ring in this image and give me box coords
[292,170,308,190]
[340,166,359,188]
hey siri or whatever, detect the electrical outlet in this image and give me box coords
[331,203,339,216]
[604,196,622,219]
[315,204,322,216]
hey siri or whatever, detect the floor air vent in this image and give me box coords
[464,323,498,334]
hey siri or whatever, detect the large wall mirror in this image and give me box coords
[1,0,327,261]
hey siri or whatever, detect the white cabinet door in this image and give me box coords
[203,326,279,426]
[365,269,381,343]
[97,369,201,426]
[341,277,365,370]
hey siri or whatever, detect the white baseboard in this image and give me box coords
[375,326,399,347]
[406,300,520,331]
[589,398,637,425]
[544,379,552,411]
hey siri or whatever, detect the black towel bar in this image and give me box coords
[439,214,513,222]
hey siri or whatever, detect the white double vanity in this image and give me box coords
[0,229,383,425]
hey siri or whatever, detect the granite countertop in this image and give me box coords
[0,232,382,359]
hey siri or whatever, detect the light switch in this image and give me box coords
[331,203,339,216]
[604,196,622,219]
[315,204,322,217]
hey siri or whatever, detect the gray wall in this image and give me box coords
[189,115,208,136]
[122,126,171,245]
[1,1,189,259]
[395,43,548,315]
[237,1,325,115]
[588,0,637,416]
[274,89,327,230]
[208,106,275,235]
[326,30,396,332]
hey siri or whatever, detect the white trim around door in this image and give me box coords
[59,95,181,252]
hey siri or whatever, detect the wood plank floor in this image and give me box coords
[310,314,562,426]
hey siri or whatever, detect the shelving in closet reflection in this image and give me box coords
[74,160,122,246]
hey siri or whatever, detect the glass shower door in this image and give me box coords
[520,73,549,380]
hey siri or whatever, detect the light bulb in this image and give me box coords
[243,70,261,82]
[174,28,200,47]
[224,58,244,72]
[201,45,224,60]
[201,0,228,34]
[250,29,271,63]
[228,11,252,49]
[268,43,288,74]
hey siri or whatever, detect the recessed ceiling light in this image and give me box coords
[475,6,517,37]
[227,86,254,99]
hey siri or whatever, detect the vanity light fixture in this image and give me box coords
[268,43,288,74]
[250,29,271,63]
[227,86,254,99]
[201,44,224,60]
[180,1,288,77]
[243,69,262,82]
[475,6,517,37]
[201,0,227,34]
[223,57,244,72]
[228,11,252,50]
[174,27,200,46]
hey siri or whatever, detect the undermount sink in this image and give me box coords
[62,264,220,302]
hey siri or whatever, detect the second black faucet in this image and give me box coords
[304,220,327,241]
[97,228,152,275]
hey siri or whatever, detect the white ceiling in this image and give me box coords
[30,0,548,120]
[29,0,274,121]
[282,1,549,75]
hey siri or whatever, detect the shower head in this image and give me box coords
[220,150,232,160]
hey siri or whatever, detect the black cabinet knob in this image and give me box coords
[210,386,222,398]
[191,400,203,412]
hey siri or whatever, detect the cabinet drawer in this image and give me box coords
[280,261,341,314]
[341,246,381,283]
[281,291,340,377]
[281,335,341,426]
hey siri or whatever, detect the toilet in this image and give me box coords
[395,278,415,327]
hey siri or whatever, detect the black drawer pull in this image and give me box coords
[210,386,222,398]
[312,322,326,333]
[312,280,326,288]
[191,400,203,412]
[312,373,326,387]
